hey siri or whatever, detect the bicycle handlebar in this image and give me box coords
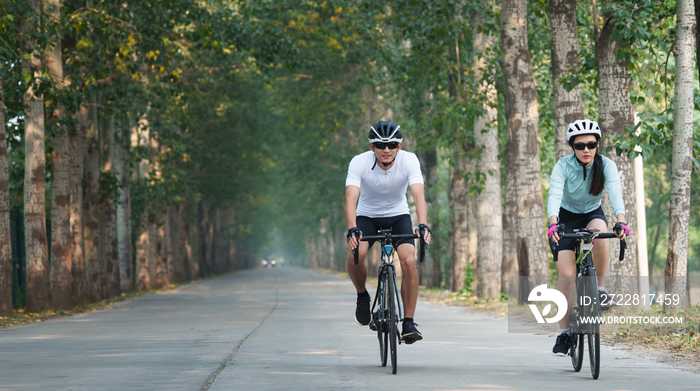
[352,233,426,265]
[559,231,627,261]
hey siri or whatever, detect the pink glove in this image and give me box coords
[547,224,558,238]
[615,222,630,236]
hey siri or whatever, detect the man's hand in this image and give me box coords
[416,224,432,246]
[347,227,363,250]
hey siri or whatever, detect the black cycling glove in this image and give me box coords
[416,224,432,238]
[347,227,362,242]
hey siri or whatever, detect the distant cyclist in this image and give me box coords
[547,119,629,356]
[345,120,432,344]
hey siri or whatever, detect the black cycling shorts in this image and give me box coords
[550,206,608,258]
[356,214,415,249]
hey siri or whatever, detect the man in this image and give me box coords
[345,120,432,343]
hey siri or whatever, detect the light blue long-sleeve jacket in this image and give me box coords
[547,154,626,219]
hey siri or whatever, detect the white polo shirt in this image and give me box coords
[345,150,424,218]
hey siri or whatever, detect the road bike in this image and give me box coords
[557,226,626,380]
[353,229,425,374]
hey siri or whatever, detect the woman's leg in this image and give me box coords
[587,218,609,287]
[556,250,576,331]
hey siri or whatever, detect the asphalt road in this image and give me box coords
[1,267,698,390]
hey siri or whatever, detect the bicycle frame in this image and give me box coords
[372,239,403,329]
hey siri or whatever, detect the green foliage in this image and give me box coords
[458,262,474,296]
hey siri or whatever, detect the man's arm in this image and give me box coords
[345,185,361,249]
[410,183,431,244]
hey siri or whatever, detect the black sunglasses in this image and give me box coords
[373,142,399,150]
[573,141,598,150]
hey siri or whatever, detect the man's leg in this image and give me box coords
[396,243,421,342]
[348,241,371,325]
[396,243,418,318]
[347,241,369,293]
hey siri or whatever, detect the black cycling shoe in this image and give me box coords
[552,332,571,357]
[355,294,371,326]
[401,320,423,344]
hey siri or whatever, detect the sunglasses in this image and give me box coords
[573,141,598,150]
[373,142,399,150]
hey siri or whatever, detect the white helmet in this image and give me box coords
[566,119,601,145]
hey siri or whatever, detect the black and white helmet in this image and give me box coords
[369,121,403,144]
[566,119,601,145]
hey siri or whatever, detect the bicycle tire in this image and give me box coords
[570,333,584,372]
[388,268,398,374]
[569,270,585,372]
[377,276,388,367]
[584,265,601,379]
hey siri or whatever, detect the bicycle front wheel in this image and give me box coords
[570,333,584,372]
[387,268,398,374]
[377,277,388,367]
[584,266,601,379]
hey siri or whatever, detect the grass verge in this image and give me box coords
[0,282,191,329]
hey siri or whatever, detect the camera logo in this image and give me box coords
[528,284,568,324]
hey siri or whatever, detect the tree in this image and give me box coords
[501,0,550,296]
[45,0,72,310]
[665,0,695,308]
[21,0,50,312]
[0,68,12,317]
[114,118,133,292]
[549,0,585,159]
[83,95,102,301]
[596,3,638,280]
[473,6,502,299]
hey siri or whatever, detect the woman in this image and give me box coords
[547,119,629,356]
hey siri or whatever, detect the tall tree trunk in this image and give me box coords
[165,205,177,283]
[133,113,151,291]
[199,203,213,275]
[114,118,133,292]
[99,115,119,298]
[135,216,151,291]
[696,0,700,84]
[418,149,439,287]
[501,0,550,299]
[46,0,72,310]
[83,95,102,302]
[596,13,638,282]
[0,71,13,316]
[448,143,476,292]
[22,0,50,312]
[649,224,661,274]
[188,202,200,279]
[665,0,695,309]
[550,0,585,159]
[177,202,191,281]
[70,105,87,306]
[473,8,502,299]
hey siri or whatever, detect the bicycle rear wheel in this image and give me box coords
[387,268,398,374]
[584,266,601,379]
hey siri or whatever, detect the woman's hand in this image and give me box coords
[614,222,629,241]
[548,223,561,245]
